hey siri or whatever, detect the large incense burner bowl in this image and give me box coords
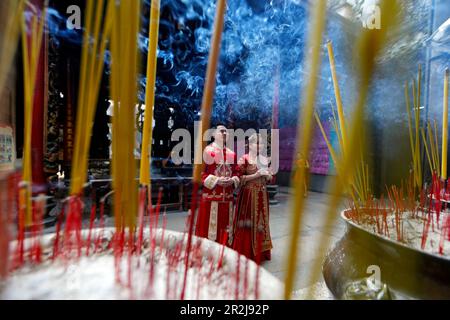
[323,210,450,299]
[0,228,284,300]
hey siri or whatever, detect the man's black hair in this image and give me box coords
[211,122,228,130]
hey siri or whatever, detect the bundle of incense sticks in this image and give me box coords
[315,41,370,202]
[19,2,46,236]
[70,0,112,197]
[344,177,450,249]
[315,42,371,204]
[404,66,449,195]
[55,0,113,259]
[405,66,424,190]
[109,0,141,237]
[421,120,441,177]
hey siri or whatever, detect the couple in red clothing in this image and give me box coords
[195,125,273,262]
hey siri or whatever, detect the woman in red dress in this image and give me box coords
[230,134,273,262]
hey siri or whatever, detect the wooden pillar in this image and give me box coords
[30,0,47,192]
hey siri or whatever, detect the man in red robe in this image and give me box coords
[195,125,240,243]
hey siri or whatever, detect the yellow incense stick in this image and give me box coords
[442,69,449,180]
[0,0,25,95]
[415,69,422,187]
[283,0,327,299]
[70,0,112,195]
[79,1,113,186]
[405,82,416,172]
[421,127,433,173]
[428,121,438,175]
[330,104,344,157]
[77,0,106,182]
[193,0,227,184]
[109,1,119,165]
[140,0,161,187]
[110,2,121,230]
[79,0,111,190]
[327,41,347,154]
[71,0,95,194]
[314,113,339,168]
[304,0,400,299]
[434,120,441,176]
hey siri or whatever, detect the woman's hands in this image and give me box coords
[257,168,273,181]
[217,177,234,187]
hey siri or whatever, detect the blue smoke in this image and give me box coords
[45,0,434,133]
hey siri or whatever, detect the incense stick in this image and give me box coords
[20,6,46,226]
[283,0,327,299]
[192,0,227,183]
[327,41,347,154]
[140,0,161,187]
[421,127,434,174]
[304,0,401,299]
[110,0,141,232]
[70,0,113,195]
[182,0,227,300]
[0,0,25,95]
[442,69,449,180]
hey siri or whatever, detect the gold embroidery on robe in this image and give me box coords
[208,201,219,241]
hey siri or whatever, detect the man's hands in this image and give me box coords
[217,177,234,187]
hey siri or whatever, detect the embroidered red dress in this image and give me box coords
[231,154,272,262]
[195,143,240,243]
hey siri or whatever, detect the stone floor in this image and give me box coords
[156,188,346,299]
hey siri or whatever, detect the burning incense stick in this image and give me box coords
[181,0,227,300]
[427,121,439,175]
[421,127,434,174]
[320,44,372,203]
[414,67,422,187]
[442,69,449,180]
[192,0,227,183]
[314,112,339,168]
[434,120,441,176]
[140,0,161,187]
[304,0,401,299]
[283,0,327,299]
[405,83,417,175]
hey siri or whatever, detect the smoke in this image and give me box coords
[45,0,435,133]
